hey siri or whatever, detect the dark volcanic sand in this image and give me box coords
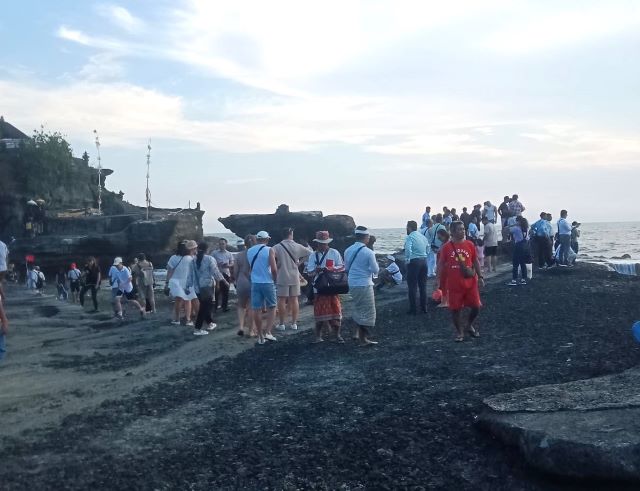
[2,263,640,490]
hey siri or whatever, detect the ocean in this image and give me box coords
[213,222,640,265]
[370,223,640,261]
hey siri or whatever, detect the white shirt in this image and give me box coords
[113,267,133,293]
[386,262,402,284]
[212,249,234,275]
[483,222,499,247]
[68,268,81,281]
[306,248,344,272]
[345,243,379,287]
[0,241,7,272]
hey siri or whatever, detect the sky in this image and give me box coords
[1,1,639,231]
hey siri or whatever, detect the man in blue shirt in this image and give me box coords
[404,220,429,315]
[531,212,553,269]
[345,226,380,345]
[557,210,572,266]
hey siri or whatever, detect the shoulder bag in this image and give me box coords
[279,242,308,287]
[313,248,355,295]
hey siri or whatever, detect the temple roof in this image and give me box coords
[0,116,29,140]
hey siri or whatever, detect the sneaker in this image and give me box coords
[508,280,518,286]
[171,320,181,325]
[264,333,277,342]
[194,329,209,336]
[185,321,195,327]
[207,323,217,331]
[275,324,286,332]
[290,323,298,331]
[257,338,266,345]
[519,279,527,285]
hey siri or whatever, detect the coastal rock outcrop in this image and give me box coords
[478,367,640,481]
[219,205,362,252]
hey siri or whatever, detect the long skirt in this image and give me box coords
[314,294,342,323]
[350,286,376,327]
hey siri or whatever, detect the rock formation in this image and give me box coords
[0,118,204,273]
[219,205,365,252]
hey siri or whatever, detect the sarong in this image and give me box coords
[314,294,342,323]
[350,285,376,327]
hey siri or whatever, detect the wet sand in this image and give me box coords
[1,263,640,489]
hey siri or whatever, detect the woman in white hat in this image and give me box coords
[306,231,345,343]
[166,240,198,326]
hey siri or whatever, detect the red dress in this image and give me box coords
[441,241,482,310]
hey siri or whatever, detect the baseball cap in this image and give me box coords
[113,257,123,266]
[256,231,270,239]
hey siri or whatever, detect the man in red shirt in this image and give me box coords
[437,221,484,342]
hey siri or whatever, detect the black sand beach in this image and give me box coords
[1,263,640,490]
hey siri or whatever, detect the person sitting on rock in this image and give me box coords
[376,255,403,291]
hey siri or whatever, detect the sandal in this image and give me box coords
[455,336,464,342]
[336,336,345,344]
[468,326,480,338]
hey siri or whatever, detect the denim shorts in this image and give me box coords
[251,283,277,310]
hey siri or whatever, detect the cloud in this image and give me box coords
[96,4,144,32]
[224,177,268,185]
[483,3,640,55]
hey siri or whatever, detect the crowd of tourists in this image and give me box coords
[0,195,582,360]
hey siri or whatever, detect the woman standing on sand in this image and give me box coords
[306,231,345,343]
[192,242,226,336]
[233,234,257,337]
[166,240,198,326]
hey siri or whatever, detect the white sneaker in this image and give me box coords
[290,323,298,331]
[171,320,181,325]
[275,324,286,332]
[207,323,217,330]
[508,280,518,286]
[265,333,277,342]
[185,321,194,327]
[519,279,527,285]
[194,329,209,336]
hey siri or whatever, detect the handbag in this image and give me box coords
[314,245,366,295]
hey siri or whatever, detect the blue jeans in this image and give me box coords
[512,241,528,280]
[0,333,6,361]
[559,235,571,265]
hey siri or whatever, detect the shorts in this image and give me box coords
[251,283,277,310]
[484,246,498,257]
[70,280,80,292]
[117,290,137,301]
[277,284,300,297]
[448,285,482,311]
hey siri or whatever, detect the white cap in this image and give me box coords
[113,257,123,266]
[256,231,270,239]
[354,227,369,235]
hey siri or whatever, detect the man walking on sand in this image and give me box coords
[404,220,428,315]
[247,231,278,345]
[273,227,311,332]
[437,221,484,342]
